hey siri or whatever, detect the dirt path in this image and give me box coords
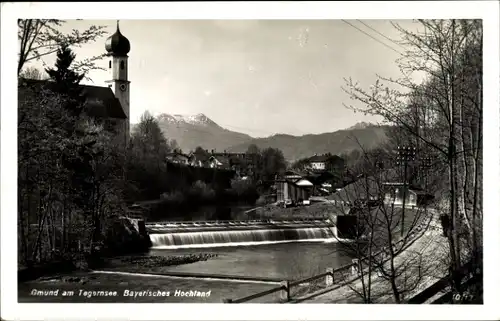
[301,225,449,303]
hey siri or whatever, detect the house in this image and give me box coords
[307,154,329,171]
[190,150,211,167]
[276,172,314,206]
[166,151,190,165]
[329,169,421,209]
[382,183,418,207]
[208,155,230,169]
[186,152,203,167]
[305,153,345,172]
[205,150,255,173]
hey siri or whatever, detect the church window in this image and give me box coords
[109,61,111,68]
[120,61,125,70]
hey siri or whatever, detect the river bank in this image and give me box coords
[18,241,352,303]
[246,202,339,220]
[19,252,221,284]
[18,271,280,303]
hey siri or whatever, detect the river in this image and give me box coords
[18,204,355,303]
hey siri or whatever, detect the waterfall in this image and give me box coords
[149,227,336,249]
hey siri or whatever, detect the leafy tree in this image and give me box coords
[246,144,260,155]
[290,157,310,171]
[131,111,170,155]
[194,146,209,160]
[126,111,173,200]
[260,147,287,181]
[169,139,179,152]
[18,46,126,266]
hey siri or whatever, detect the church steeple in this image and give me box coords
[105,20,131,144]
[105,20,131,57]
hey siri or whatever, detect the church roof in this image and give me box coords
[19,79,127,119]
[81,84,127,119]
[105,21,130,56]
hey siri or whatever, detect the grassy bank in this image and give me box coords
[247,202,339,220]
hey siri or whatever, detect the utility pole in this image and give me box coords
[376,160,384,204]
[420,157,432,194]
[420,156,432,221]
[396,146,416,237]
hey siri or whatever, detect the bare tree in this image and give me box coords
[329,138,438,303]
[18,19,107,77]
[19,66,47,80]
[342,19,482,296]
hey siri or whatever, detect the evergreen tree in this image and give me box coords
[45,44,85,116]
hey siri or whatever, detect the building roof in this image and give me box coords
[105,21,131,56]
[329,175,383,203]
[209,155,230,167]
[81,85,127,119]
[166,152,189,159]
[308,154,330,163]
[19,79,127,119]
[294,178,314,187]
[284,170,304,177]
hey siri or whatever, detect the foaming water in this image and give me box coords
[150,238,336,249]
[149,227,337,249]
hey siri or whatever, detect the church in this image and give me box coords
[19,21,132,145]
[102,21,131,143]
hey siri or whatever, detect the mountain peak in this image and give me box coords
[152,112,252,154]
[157,113,216,126]
[346,122,375,130]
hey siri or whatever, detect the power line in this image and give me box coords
[341,19,403,56]
[356,20,407,51]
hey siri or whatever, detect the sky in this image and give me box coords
[27,19,423,138]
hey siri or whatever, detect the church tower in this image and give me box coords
[105,20,131,144]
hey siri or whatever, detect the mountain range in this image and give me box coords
[154,113,252,153]
[134,113,388,161]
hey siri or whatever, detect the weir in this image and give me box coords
[146,218,337,249]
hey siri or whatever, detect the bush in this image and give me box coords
[230,179,258,199]
[188,180,216,202]
[160,190,185,204]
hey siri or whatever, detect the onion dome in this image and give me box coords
[105,20,130,56]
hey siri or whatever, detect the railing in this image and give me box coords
[146,218,332,226]
[223,211,435,303]
[222,264,355,303]
[223,283,288,303]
